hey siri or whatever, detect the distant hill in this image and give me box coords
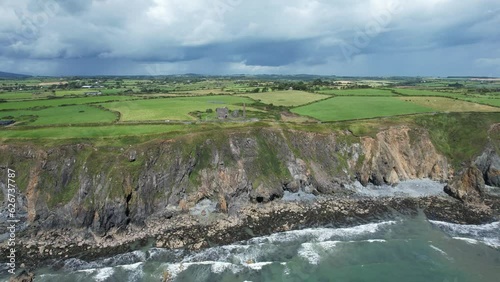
[0,71,31,79]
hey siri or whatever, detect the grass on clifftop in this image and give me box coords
[414,112,500,168]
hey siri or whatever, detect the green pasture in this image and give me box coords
[400,97,500,112]
[0,105,117,126]
[292,97,434,122]
[239,90,328,107]
[0,95,137,110]
[100,95,256,121]
[318,88,395,96]
[390,88,465,98]
[462,97,500,107]
[0,88,129,100]
[0,124,186,139]
[0,92,36,100]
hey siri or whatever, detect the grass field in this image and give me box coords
[179,89,227,95]
[0,105,117,126]
[0,92,36,100]
[292,97,434,121]
[318,89,395,96]
[462,97,500,107]
[391,88,464,98]
[239,90,328,107]
[0,124,187,139]
[0,95,137,110]
[0,89,129,100]
[400,97,500,112]
[101,95,255,121]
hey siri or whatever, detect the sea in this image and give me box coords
[4,212,499,282]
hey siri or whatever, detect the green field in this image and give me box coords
[318,89,395,96]
[462,97,500,107]
[0,92,36,100]
[391,88,464,98]
[0,124,187,139]
[0,105,117,126]
[0,89,129,100]
[400,97,500,112]
[292,97,434,121]
[0,95,137,110]
[239,90,328,106]
[101,95,256,121]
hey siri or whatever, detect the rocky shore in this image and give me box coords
[4,191,499,272]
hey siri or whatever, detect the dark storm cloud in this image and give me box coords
[0,0,499,76]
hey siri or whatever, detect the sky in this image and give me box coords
[0,0,499,77]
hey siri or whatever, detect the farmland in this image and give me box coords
[291,97,434,122]
[399,97,500,112]
[0,76,498,140]
[0,95,137,110]
[318,88,395,96]
[238,90,328,106]
[0,105,117,126]
[100,95,256,121]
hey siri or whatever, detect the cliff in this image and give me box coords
[0,123,499,267]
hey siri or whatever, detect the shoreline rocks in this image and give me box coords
[3,193,498,270]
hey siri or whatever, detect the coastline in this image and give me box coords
[3,186,498,272]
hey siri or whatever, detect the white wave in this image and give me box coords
[182,243,270,267]
[94,267,115,282]
[147,247,184,261]
[452,237,479,244]
[248,221,396,244]
[429,221,500,235]
[431,220,500,249]
[482,237,500,249]
[298,241,339,265]
[429,245,449,258]
[365,239,386,243]
[452,236,500,249]
[164,261,242,279]
[244,261,273,270]
[120,262,143,271]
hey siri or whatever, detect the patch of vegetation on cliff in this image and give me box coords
[243,129,290,188]
[255,133,290,179]
[181,131,237,190]
[46,148,91,208]
[415,112,500,168]
[11,160,32,193]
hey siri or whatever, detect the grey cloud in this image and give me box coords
[0,0,499,76]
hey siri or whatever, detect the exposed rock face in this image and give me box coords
[0,127,453,236]
[357,126,451,186]
[444,165,485,202]
[475,148,500,187]
[8,270,34,282]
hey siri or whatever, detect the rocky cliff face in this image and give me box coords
[0,126,456,237]
[445,124,500,202]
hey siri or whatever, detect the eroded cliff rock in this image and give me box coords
[357,126,451,186]
[0,126,455,236]
[444,165,485,202]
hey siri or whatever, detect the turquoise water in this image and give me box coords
[5,214,500,282]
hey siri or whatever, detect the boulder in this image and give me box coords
[444,165,485,202]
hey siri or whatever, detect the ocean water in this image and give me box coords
[6,213,498,282]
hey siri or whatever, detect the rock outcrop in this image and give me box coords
[444,165,485,202]
[357,126,451,186]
